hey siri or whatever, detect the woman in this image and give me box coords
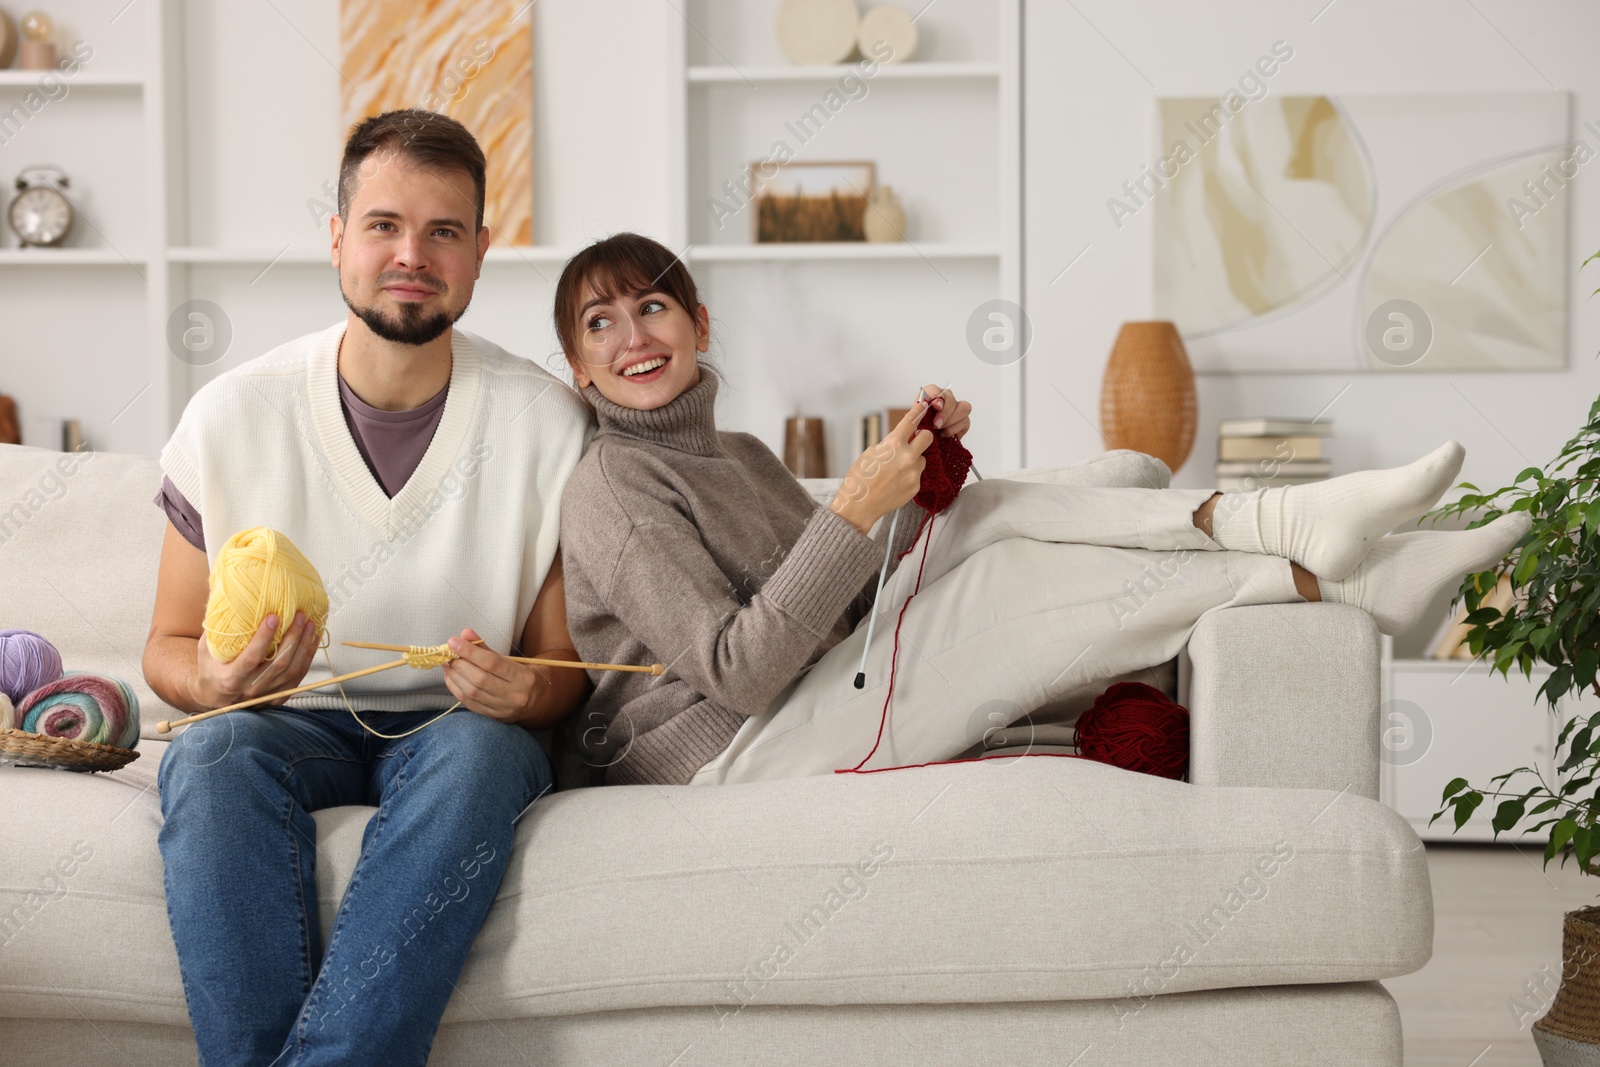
[554,233,1530,787]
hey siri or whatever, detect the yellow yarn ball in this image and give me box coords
[204,527,330,663]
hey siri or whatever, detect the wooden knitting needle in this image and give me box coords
[155,638,670,734]
[341,640,665,675]
[156,656,413,733]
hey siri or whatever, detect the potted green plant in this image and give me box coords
[1426,251,1600,1063]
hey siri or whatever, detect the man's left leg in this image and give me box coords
[276,709,553,1067]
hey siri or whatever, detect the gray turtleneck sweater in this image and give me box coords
[559,369,923,786]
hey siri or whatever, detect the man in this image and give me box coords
[142,109,592,1066]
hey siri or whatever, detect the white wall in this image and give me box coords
[1023,0,1600,502]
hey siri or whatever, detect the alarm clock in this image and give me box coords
[9,166,74,248]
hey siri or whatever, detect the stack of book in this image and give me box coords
[1215,417,1332,491]
[857,406,914,454]
[20,416,83,452]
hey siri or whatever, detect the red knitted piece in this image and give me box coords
[913,406,972,515]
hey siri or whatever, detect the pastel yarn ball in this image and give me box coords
[204,527,329,664]
[0,692,14,730]
[0,629,64,704]
[17,671,141,749]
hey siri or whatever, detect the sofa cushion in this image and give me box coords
[0,444,179,743]
[0,750,1429,1026]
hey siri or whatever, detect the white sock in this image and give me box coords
[1210,440,1465,581]
[1315,512,1532,635]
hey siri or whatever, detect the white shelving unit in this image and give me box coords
[165,245,572,266]
[0,1,169,455]
[1380,612,1598,845]
[685,61,1003,83]
[0,0,575,458]
[4,1,1021,468]
[0,71,142,87]
[688,241,1000,262]
[665,0,1024,474]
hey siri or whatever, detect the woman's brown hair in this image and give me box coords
[553,233,704,363]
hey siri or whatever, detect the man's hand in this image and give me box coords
[194,610,322,710]
[440,627,550,726]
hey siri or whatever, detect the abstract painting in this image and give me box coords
[341,0,533,245]
[1152,92,1571,372]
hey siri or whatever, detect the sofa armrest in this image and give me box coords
[1179,602,1380,798]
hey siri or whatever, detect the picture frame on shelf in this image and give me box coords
[751,159,875,243]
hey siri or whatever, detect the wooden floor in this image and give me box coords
[1387,842,1597,1066]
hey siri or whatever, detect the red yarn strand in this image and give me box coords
[837,511,934,774]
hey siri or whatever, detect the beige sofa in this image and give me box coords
[0,441,1430,1065]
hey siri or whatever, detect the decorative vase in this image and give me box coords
[774,0,859,65]
[1099,321,1198,476]
[784,416,827,478]
[863,185,905,243]
[18,10,54,71]
[858,5,917,62]
[1533,905,1600,1066]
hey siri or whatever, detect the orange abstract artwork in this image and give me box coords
[340,1,534,245]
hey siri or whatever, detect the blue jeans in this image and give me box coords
[156,704,554,1067]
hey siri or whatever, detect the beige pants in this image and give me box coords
[689,478,1304,784]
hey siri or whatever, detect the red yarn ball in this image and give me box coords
[913,405,972,515]
[1073,681,1190,780]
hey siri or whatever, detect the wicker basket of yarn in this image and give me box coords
[0,629,142,772]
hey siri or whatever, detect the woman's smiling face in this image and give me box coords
[568,280,709,411]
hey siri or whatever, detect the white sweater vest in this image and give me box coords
[160,319,593,712]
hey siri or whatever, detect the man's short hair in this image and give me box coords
[338,109,488,232]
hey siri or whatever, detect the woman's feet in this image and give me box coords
[1313,512,1533,635]
[1209,440,1466,581]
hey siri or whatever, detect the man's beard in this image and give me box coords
[341,278,470,346]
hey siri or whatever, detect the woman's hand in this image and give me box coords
[917,382,972,440]
[442,628,549,726]
[193,611,322,709]
[829,401,935,536]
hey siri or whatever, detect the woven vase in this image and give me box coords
[1099,321,1198,475]
[783,416,827,478]
[1533,905,1600,1065]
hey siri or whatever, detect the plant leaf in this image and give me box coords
[1492,798,1527,836]
[1550,817,1580,860]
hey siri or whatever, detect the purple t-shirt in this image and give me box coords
[153,372,449,553]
